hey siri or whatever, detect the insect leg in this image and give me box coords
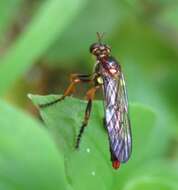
[75,99,92,149]
[103,117,107,130]
[75,85,100,149]
[39,74,92,108]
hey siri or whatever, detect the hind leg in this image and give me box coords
[75,85,100,148]
[103,117,107,130]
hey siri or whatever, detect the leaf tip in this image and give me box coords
[27,93,33,100]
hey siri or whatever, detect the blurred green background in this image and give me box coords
[0,0,178,190]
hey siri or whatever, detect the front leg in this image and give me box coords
[39,74,92,108]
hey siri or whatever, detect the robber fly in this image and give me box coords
[39,33,132,169]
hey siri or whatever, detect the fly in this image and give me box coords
[39,32,132,169]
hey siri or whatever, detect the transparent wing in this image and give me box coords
[103,73,132,163]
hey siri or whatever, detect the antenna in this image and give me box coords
[96,32,105,44]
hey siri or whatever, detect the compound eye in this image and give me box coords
[92,48,99,55]
[89,43,100,53]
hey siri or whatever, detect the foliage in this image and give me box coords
[28,94,177,190]
[0,0,178,189]
[0,99,69,190]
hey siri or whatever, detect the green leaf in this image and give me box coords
[29,94,112,190]
[0,0,86,96]
[0,100,70,190]
[123,175,177,190]
[29,94,165,190]
[120,161,178,190]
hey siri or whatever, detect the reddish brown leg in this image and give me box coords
[39,74,92,108]
[75,85,100,149]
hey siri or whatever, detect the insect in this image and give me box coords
[39,32,132,169]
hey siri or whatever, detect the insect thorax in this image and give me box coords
[94,56,121,78]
